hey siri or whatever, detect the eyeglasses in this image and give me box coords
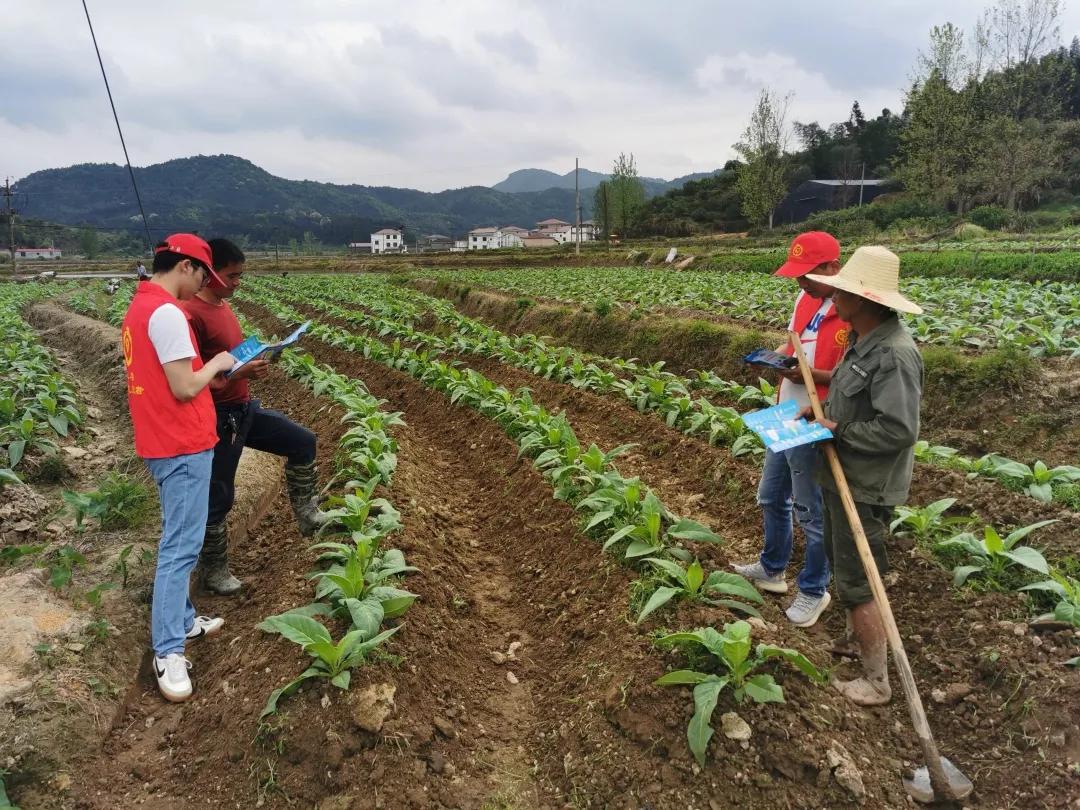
[190,261,210,288]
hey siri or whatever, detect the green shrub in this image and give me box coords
[969,205,1009,230]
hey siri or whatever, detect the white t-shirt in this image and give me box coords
[147,304,196,365]
[777,293,833,411]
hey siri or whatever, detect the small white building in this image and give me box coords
[536,218,570,233]
[17,247,62,259]
[371,228,404,254]
[467,227,501,250]
[347,241,372,252]
[450,240,467,253]
[497,225,529,248]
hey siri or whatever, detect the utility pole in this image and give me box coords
[574,157,581,256]
[858,162,866,207]
[3,178,16,274]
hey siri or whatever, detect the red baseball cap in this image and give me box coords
[155,233,226,288]
[774,231,841,278]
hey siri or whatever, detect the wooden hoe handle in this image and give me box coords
[788,331,955,799]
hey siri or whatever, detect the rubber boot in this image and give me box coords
[285,461,333,537]
[198,521,243,595]
[833,628,891,706]
[828,611,861,659]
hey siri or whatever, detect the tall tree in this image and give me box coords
[608,153,646,236]
[78,227,100,259]
[733,88,792,228]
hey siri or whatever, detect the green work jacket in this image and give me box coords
[818,315,924,506]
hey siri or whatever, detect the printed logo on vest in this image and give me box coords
[834,327,849,346]
[122,326,133,367]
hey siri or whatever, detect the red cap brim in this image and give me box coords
[206,267,228,289]
[774,260,817,278]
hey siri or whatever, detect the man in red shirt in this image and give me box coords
[734,231,847,628]
[182,238,331,595]
[121,234,235,702]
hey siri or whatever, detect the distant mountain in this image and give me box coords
[14,155,590,245]
[491,167,720,197]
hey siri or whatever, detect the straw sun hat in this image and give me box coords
[805,245,924,315]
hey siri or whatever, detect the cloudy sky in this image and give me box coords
[4,1,1078,191]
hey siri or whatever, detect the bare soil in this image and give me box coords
[12,297,1078,809]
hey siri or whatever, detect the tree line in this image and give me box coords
[611,0,1080,237]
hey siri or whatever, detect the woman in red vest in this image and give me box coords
[734,231,848,628]
[121,234,236,703]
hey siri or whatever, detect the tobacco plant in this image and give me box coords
[890,498,969,544]
[635,558,763,622]
[655,621,826,765]
[936,520,1056,588]
[1020,569,1080,627]
[258,599,400,717]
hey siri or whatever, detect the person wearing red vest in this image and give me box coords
[121,234,236,703]
[734,231,848,628]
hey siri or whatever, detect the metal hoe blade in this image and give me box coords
[903,757,974,804]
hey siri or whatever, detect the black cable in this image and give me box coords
[81,0,153,254]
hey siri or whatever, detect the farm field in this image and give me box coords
[1,269,1079,809]
[424,266,1080,357]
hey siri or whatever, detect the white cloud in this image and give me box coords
[2,0,1078,190]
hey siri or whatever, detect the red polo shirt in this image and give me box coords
[181,295,249,406]
[121,282,218,459]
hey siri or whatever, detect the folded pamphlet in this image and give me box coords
[742,399,833,453]
[226,321,311,376]
[743,348,797,370]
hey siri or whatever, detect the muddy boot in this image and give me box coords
[828,612,861,659]
[198,521,243,595]
[285,461,334,538]
[833,635,891,706]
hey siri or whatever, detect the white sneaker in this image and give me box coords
[731,560,789,594]
[185,615,225,640]
[786,590,832,628]
[154,653,193,702]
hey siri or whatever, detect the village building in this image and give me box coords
[371,228,405,254]
[521,235,558,249]
[467,227,500,250]
[419,234,454,252]
[497,225,529,248]
[536,218,570,234]
[17,247,62,259]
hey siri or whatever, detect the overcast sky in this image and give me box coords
[3,1,1078,191]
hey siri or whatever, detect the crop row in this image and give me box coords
[0,283,83,474]
[427,266,1080,357]
[240,286,835,764]
[254,275,1079,508]
[693,248,1080,282]
[232,312,418,716]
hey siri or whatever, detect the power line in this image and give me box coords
[81,0,152,254]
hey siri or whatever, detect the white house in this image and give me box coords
[450,240,467,253]
[16,247,62,259]
[536,218,570,233]
[467,227,500,250]
[371,228,404,254]
[497,225,529,248]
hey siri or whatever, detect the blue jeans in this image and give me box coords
[757,445,830,597]
[145,450,213,657]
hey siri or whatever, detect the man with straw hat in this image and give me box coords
[801,245,924,706]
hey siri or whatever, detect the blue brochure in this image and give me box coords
[742,399,833,452]
[743,348,797,370]
[226,321,311,377]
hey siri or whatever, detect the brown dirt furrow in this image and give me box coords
[244,299,1080,809]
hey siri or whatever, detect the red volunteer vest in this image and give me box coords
[782,293,850,402]
[121,282,218,459]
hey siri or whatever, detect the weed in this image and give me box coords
[85,619,113,643]
[63,472,151,531]
[0,544,43,567]
[48,546,86,590]
[253,716,289,755]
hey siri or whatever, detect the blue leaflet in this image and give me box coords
[742,399,833,452]
[227,321,311,376]
[743,348,797,370]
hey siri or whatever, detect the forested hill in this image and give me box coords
[14,155,589,244]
